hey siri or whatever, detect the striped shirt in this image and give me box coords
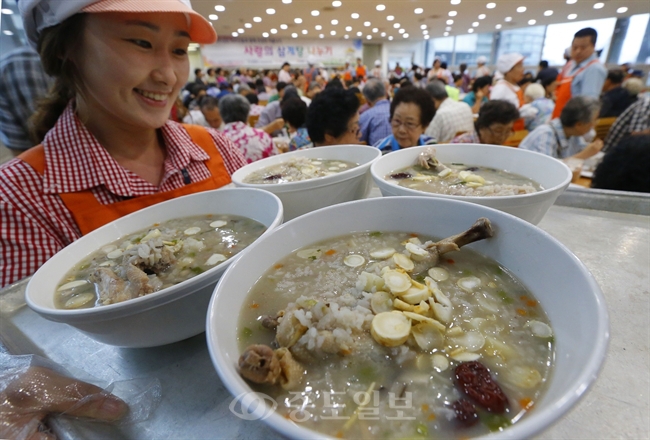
[0,102,246,287]
[519,118,586,159]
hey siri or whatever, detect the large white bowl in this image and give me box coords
[207,196,608,440]
[370,144,573,224]
[25,188,283,348]
[231,144,382,220]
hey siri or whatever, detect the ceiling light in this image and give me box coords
[388,36,394,40]
[244,23,252,28]
[330,30,337,35]
[262,32,269,37]
[393,23,401,28]
[266,8,275,14]
[3,30,14,35]
[472,22,479,27]
[367,35,373,39]
[495,24,502,29]
[414,8,424,14]
[364,21,371,26]
[593,2,604,9]
[344,26,351,31]
[376,4,386,11]
[270,28,277,34]
[423,30,428,34]
[253,16,262,23]
[451,0,461,4]
[446,19,454,24]
[387,15,394,21]
[237,28,244,33]
[448,11,457,16]
[617,7,628,13]
[566,0,577,4]
[381,32,386,36]
[516,6,526,12]
[403,33,409,38]
[357,31,363,36]
[445,26,452,31]
[208,14,218,20]
[399,28,405,33]
[344,35,349,39]
[320,33,325,38]
[294,18,302,23]
[332,1,342,7]
[332,19,339,25]
[302,29,308,34]
[468,28,474,33]
[231,32,238,37]
[420,24,428,29]
[568,13,577,19]
[215,5,225,12]
[504,16,512,22]
[544,10,553,16]
[486,2,496,9]
[282,0,292,3]
[351,13,359,19]
[1,8,14,14]
[478,14,486,19]
[292,33,298,38]
[373,28,379,32]
[315,24,322,30]
[528,19,536,25]
[424,35,430,39]
[281,24,288,29]
[311,10,319,16]
[443,32,449,36]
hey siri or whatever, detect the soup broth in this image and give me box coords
[56,214,265,309]
[243,157,359,184]
[238,230,554,439]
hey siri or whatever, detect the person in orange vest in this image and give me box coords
[490,53,526,131]
[343,61,354,82]
[355,57,367,81]
[552,27,607,118]
[0,0,247,287]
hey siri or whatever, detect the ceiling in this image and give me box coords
[192,0,649,42]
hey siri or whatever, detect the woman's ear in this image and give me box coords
[323,132,336,145]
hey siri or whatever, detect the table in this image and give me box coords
[1,188,648,439]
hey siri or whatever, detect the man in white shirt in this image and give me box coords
[278,62,293,84]
[425,80,474,143]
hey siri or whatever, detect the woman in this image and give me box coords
[219,94,277,163]
[462,75,492,114]
[305,87,361,146]
[374,87,436,153]
[451,100,520,146]
[281,97,311,151]
[0,0,246,287]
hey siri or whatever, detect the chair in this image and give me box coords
[503,130,528,148]
[594,117,617,140]
[248,114,260,127]
[258,100,268,106]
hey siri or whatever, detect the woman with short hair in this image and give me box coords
[305,88,361,146]
[451,100,520,146]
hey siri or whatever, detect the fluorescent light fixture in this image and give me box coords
[311,10,320,16]
[414,8,424,14]
[516,6,526,12]
[486,2,496,9]
[376,4,386,11]
[215,5,225,12]
[266,8,275,14]
[209,14,218,20]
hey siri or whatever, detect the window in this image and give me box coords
[497,26,546,66]
[426,36,454,67]
[617,14,649,64]
[455,33,493,66]
[541,17,617,66]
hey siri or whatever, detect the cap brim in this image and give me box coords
[82,0,217,44]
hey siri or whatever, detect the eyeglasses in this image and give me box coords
[391,119,420,131]
[487,125,514,138]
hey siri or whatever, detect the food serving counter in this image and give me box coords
[1,186,648,439]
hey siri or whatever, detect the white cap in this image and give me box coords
[496,53,525,74]
[374,59,381,66]
[476,56,487,64]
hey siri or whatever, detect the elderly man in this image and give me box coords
[520,96,604,160]
[603,94,650,152]
[358,79,391,146]
[424,80,474,143]
[552,27,607,118]
[256,86,300,136]
[599,70,635,118]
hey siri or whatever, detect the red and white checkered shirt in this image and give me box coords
[0,103,247,287]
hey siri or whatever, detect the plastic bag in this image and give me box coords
[0,353,162,439]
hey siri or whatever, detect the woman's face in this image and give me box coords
[391,103,425,149]
[330,112,361,145]
[478,122,514,146]
[73,12,191,132]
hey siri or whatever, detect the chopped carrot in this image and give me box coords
[335,431,344,438]
[410,233,419,237]
[250,302,259,309]
[427,413,437,421]
[274,263,283,269]
[520,295,528,301]
[340,348,352,355]
[421,404,429,413]
[516,308,527,316]
[153,223,160,227]
[526,299,538,307]
[325,249,337,256]
[447,259,455,264]
[206,214,213,217]
[520,397,534,410]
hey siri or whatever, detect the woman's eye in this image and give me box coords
[173,48,188,56]
[130,39,152,49]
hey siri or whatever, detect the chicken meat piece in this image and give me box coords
[426,218,494,265]
[124,264,154,296]
[275,348,304,390]
[238,344,282,385]
[127,245,177,275]
[418,147,446,171]
[90,268,134,305]
[276,311,308,348]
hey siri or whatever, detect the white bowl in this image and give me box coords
[370,144,572,224]
[207,196,608,440]
[25,188,283,348]
[231,145,382,220]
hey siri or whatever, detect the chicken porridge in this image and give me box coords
[55,214,266,309]
[243,156,359,184]
[237,219,554,439]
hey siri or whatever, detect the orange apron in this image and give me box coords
[497,80,526,131]
[552,59,600,119]
[18,125,232,235]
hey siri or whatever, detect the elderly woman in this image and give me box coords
[281,97,311,151]
[451,100,520,145]
[374,87,436,153]
[219,94,277,163]
[520,96,604,159]
[305,87,361,146]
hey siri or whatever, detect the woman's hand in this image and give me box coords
[0,366,128,440]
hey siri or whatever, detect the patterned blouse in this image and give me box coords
[221,121,278,163]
